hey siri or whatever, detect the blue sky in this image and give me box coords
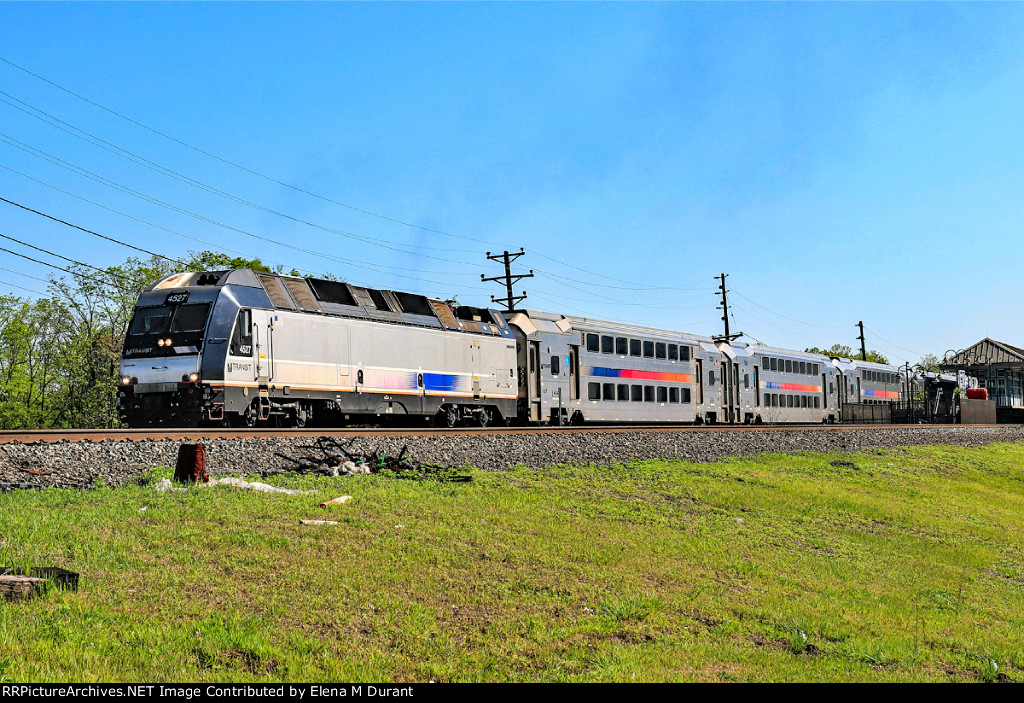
[2,2,1023,365]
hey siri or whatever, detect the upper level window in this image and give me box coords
[630,339,642,357]
[655,343,667,359]
[616,337,628,355]
[586,334,599,353]
[668,344,678,361]
[643,341,655,358]
[601,335,614,354]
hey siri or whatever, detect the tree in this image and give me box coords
[917,354,940,373]
[184,250,276,273]
[805,344,889,365]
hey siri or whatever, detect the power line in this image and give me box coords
[0,56,494,248]
[0,196,184,265]
[0,55,730,295]
[0,135,497,291]
[729,286,848,329]
[0,233,131,282]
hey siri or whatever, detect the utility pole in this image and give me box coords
[713,273,742,342]
[857,321,867,361]
[481,249,533,314]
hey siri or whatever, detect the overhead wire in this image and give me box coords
[0,196,184,265]
[0,135,498,292]
[0,55,725,294]
[729,286,848,329]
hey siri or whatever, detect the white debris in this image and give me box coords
[341,461,371,475]
[138,506,147,513]
[211,477,316,495]
[154,478,187,492]
[320,495,353,507]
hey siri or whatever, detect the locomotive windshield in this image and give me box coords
[124,303,212,357]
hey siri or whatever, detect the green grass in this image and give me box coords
[2,442,1024,682]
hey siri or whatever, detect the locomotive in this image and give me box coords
[117,269,948,428]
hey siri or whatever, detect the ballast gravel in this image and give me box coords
[1,425,1023,489]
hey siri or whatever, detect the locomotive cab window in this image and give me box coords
[128,306,173,336]
[230,309,253,356]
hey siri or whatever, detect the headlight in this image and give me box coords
[157,339,165,347]
[189,372,199,382]
[121,376,131,385]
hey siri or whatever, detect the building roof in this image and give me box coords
[941,338,1024,369]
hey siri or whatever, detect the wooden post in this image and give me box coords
[0,575,47,601]
[174,443,209,484]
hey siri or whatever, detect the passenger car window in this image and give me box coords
[643,341,654,358]
[656,343,666,359]
[668,344,678,361]
[550,356,560,376]
[602,336,614,354]
[630,339,641,357]
[616,337,628,355]
[588,383,600,400]
[586,334,599,353]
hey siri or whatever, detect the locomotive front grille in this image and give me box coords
[136,382,181,393]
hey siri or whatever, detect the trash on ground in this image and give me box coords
[154,476,316,495]
[300,519,338,526]
[210,477,316,495]
[19,468,51,476]
[154,478,188,493]
[272,437,473,482]
[320,495,353,508]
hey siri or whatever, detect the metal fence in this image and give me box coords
[841,403,892,425]
[843,401,958,425]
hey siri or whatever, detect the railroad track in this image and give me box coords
[0,424,1010,444]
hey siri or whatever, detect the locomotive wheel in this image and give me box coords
[477,407,492,428]
[436,405,459,428]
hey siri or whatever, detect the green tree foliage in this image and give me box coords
[804,344,890,365]
[917,353,940,372]
[184,250,276,273]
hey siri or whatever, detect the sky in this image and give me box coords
[1,2,1023,366]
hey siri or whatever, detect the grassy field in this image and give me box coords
[1,441,1023,683]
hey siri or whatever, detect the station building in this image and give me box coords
[941,338,1024,421]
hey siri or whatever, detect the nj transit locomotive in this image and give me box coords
[117,269,945,428]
